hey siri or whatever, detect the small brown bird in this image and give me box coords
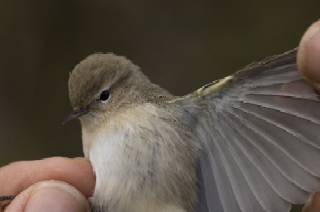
[64,49,320,212]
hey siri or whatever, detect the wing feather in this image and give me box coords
[236,105,320,176]
[196,154,222,212]
[211,121,264,212]
[204,130,242,212]
[217,113,291,211]
[184,49,320,212]
[228,107,320,191]
[221,111,310,204]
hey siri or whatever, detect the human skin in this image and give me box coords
[298,20,320,212]
[0,157,94,212]
[1,20,320,212]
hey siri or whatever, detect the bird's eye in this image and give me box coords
[99,89,110,102]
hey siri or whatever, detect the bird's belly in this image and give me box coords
[84,128,166,211]
[81,110,198,212]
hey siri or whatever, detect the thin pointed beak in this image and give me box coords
[62,108,87,125]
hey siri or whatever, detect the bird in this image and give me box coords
[63,48,320,212]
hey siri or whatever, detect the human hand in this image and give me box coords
[299,20,320,212]
[0,157,95,212]
[298,20,320,91]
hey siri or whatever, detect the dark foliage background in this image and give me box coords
[0,1,319,211]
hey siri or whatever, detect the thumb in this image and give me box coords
[5,181,91,212]
[297,20,320,91]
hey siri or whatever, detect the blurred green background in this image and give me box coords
[0,1,319,211]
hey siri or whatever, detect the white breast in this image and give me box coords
[81,105,162,211]
[80,104,197,212]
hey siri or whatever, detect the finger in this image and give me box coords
[4,181,91,212]
[303,192,320,212]
[297,20,320,91]
[0,157,95,198]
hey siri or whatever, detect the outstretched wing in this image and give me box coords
[189,49,320,212]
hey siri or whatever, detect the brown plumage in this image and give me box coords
[66,49,320,212]
[68,53,199,212]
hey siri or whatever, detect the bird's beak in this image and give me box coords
[62,108,87,125]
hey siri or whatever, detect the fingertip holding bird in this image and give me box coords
[0,157,95,199]
[303,192,320,212]
[298,20,320,91]
[5,181,91,212]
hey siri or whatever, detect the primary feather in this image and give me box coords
[180,48,320,212]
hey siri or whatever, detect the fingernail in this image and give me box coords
[24,181,89,212]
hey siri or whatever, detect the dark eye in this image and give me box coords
[99,90,110,102]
